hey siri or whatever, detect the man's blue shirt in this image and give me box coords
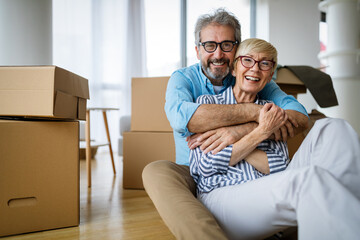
[164,63,308,166]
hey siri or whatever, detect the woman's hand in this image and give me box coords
[258,103,287,138]
[187,125,244,154]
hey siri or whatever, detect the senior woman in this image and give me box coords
[190,38,360,240]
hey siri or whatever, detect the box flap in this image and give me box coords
[53,90,78,119]
[54,66,90,99]
[275,68,307,97]
[283,65,338,108]
[77,98,87,120]
[276,67,304,85]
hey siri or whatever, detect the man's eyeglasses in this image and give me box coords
[236,56,275,71]
[199,40,238,53]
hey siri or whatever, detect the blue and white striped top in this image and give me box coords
[189,86,289,193]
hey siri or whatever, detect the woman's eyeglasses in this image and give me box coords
[236,56,275,71]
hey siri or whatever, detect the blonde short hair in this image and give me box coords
[233,38,278,72]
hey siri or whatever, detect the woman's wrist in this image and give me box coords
[253,126,271,141]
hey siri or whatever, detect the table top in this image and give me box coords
[87,107,119,111]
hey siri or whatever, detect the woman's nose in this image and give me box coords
[250,62,260,71]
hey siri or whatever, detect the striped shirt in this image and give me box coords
[189,86,289,193]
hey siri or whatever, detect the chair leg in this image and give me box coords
[102,111,116,174]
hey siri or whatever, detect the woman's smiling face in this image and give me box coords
[233,52,274,97]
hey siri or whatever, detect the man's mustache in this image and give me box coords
[207,58,230,66]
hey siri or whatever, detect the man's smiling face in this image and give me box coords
[195,23,237,86]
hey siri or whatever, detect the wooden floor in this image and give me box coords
[3,152,175,240]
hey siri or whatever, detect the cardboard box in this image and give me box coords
[0,120,79,237]
[123,131,175,189]
[287,110,328,159]
[276,67,307,98]
[131,77,172,132]
[287,133,304,159]
[0,66,89,120]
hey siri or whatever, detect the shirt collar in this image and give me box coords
[197,63,235,93]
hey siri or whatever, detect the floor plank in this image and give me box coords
[3,152,175,240]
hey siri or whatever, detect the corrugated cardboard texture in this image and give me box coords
[0,66,89,120]
[123,131,175,189]
[131,77,172,132]
[0,120,79,237]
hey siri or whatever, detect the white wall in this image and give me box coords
[256,0,320,113]
[317,0,360,134]
[257,0,360,134]
[0,0,52,65]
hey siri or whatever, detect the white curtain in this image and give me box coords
[53,0,147,152]
[124,0,148,115]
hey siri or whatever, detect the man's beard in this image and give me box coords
[201,58,230,86]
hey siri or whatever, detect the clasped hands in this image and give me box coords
[187,103,299,155]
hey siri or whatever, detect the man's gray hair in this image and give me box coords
[194,8,241,46]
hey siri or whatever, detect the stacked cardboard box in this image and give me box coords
[123,77,175,189]
[0,66,89,237]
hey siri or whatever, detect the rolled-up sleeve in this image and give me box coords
[164,71,200,137]
[257,140,289,174]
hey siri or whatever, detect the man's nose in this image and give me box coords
[213,45,225,58]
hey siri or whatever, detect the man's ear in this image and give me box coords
[195,46,200,60]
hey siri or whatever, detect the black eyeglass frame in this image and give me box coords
[235,56,275,71]
[199,40,239,53]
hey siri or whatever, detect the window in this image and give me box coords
[144,0,251,76]
[144,0,181,76]
[186,0,251,66]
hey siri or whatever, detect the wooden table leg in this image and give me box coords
[102,110,116,174]
[85,109,92,187]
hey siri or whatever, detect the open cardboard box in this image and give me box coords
[275,67,307,98]
[0,66,89,120]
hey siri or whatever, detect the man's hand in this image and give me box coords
[187,123,257,155]
[187,133,206,150]
[272,113,297,141]
[272,110,309,141]
[187,127,241,154]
